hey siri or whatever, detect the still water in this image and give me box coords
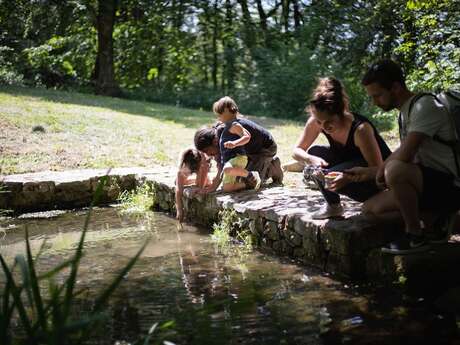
[0,207,458,345]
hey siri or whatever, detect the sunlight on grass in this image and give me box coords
[0,85,398,175]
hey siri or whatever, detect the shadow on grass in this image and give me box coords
[0,85,300,131]
[0,85,214,129]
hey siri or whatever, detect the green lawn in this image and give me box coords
[0,85,398,176]
[0,86,306,175]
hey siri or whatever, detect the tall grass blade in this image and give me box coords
[0,255,34,339]
[37,258,74,280]
[63,173,110,320]
[92,240,147,312]
[25,228,48,333]
[0,276,13,345]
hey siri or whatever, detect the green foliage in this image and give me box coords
[395,0,460,91]
[1,0,458,121]
[212,209,253,256]
[0,47,24,85]
[118,183,157,214]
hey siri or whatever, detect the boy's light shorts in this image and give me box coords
[222,155,248,185]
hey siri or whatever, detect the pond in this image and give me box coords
[1,208,458,345]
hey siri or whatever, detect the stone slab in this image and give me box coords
[1,168,459,282]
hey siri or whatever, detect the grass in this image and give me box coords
[0,85,399,177]
[118,182,157,214]
[212,209,253,255]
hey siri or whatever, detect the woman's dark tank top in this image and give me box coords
[323,113,391,162]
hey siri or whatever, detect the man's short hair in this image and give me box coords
[362,59,406,90]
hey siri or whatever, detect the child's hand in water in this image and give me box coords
[224,141,236,149]
[176,209,184,223]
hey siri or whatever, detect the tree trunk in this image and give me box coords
[292,0,301,30]
[237,0,256,50]
[94,0,120,96]
[211,0,219,89]
[223,0,235,92]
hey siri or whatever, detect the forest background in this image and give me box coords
[1,0,459,131]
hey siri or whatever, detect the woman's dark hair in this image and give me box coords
[180,148,201,173]
[307,77,349,118]
[361,59,406,90]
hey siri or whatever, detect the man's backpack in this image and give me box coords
[406,90,460,176]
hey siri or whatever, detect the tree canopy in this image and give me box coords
[1,0,459,123]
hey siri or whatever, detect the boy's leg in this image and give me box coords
[222,155,250,192]
[223,182,247,192]
[246,143,281,182]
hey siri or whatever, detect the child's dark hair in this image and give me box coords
[180,148,201,173]
[194,123,223,151]
[194,127,216,151]
[308,77,349,118]
[361,59,406,90]
[213,96,239,115]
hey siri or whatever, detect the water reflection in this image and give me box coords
[0,207,458,344]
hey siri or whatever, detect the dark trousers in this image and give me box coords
[246,142,277,181]
[308,145,380,205]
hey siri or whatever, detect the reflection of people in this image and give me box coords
[175,148,212,222]
[349,59,460,254]
[293,77,391,219]
[194,101,283,193]
[213,96,261,192]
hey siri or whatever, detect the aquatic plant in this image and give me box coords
[0,175,147,345]
[212,209,253,255]
[118,182,157,214]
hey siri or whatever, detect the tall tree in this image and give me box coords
[93,0,120,96]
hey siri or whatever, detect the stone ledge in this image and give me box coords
[1,168,459,282]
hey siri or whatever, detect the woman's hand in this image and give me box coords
[308,155,328,167]
[327,172,349,191]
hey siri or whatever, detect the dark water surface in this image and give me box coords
[1,208,458,345]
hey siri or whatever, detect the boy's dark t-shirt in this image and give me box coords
[215,117,275,168]
[219,120,246,166]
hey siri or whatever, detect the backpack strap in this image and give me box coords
[435,91,460,176]
[398,92,436,141]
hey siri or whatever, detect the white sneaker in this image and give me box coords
[312,203,344,220]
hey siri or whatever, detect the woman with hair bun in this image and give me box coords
[293,77,391,219]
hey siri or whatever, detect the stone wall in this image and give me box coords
[1,168,459,282]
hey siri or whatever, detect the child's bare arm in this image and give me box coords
[175,172,185,222]
[199,162,222,194]
[196,157,211,188]
[224,123,250,149]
